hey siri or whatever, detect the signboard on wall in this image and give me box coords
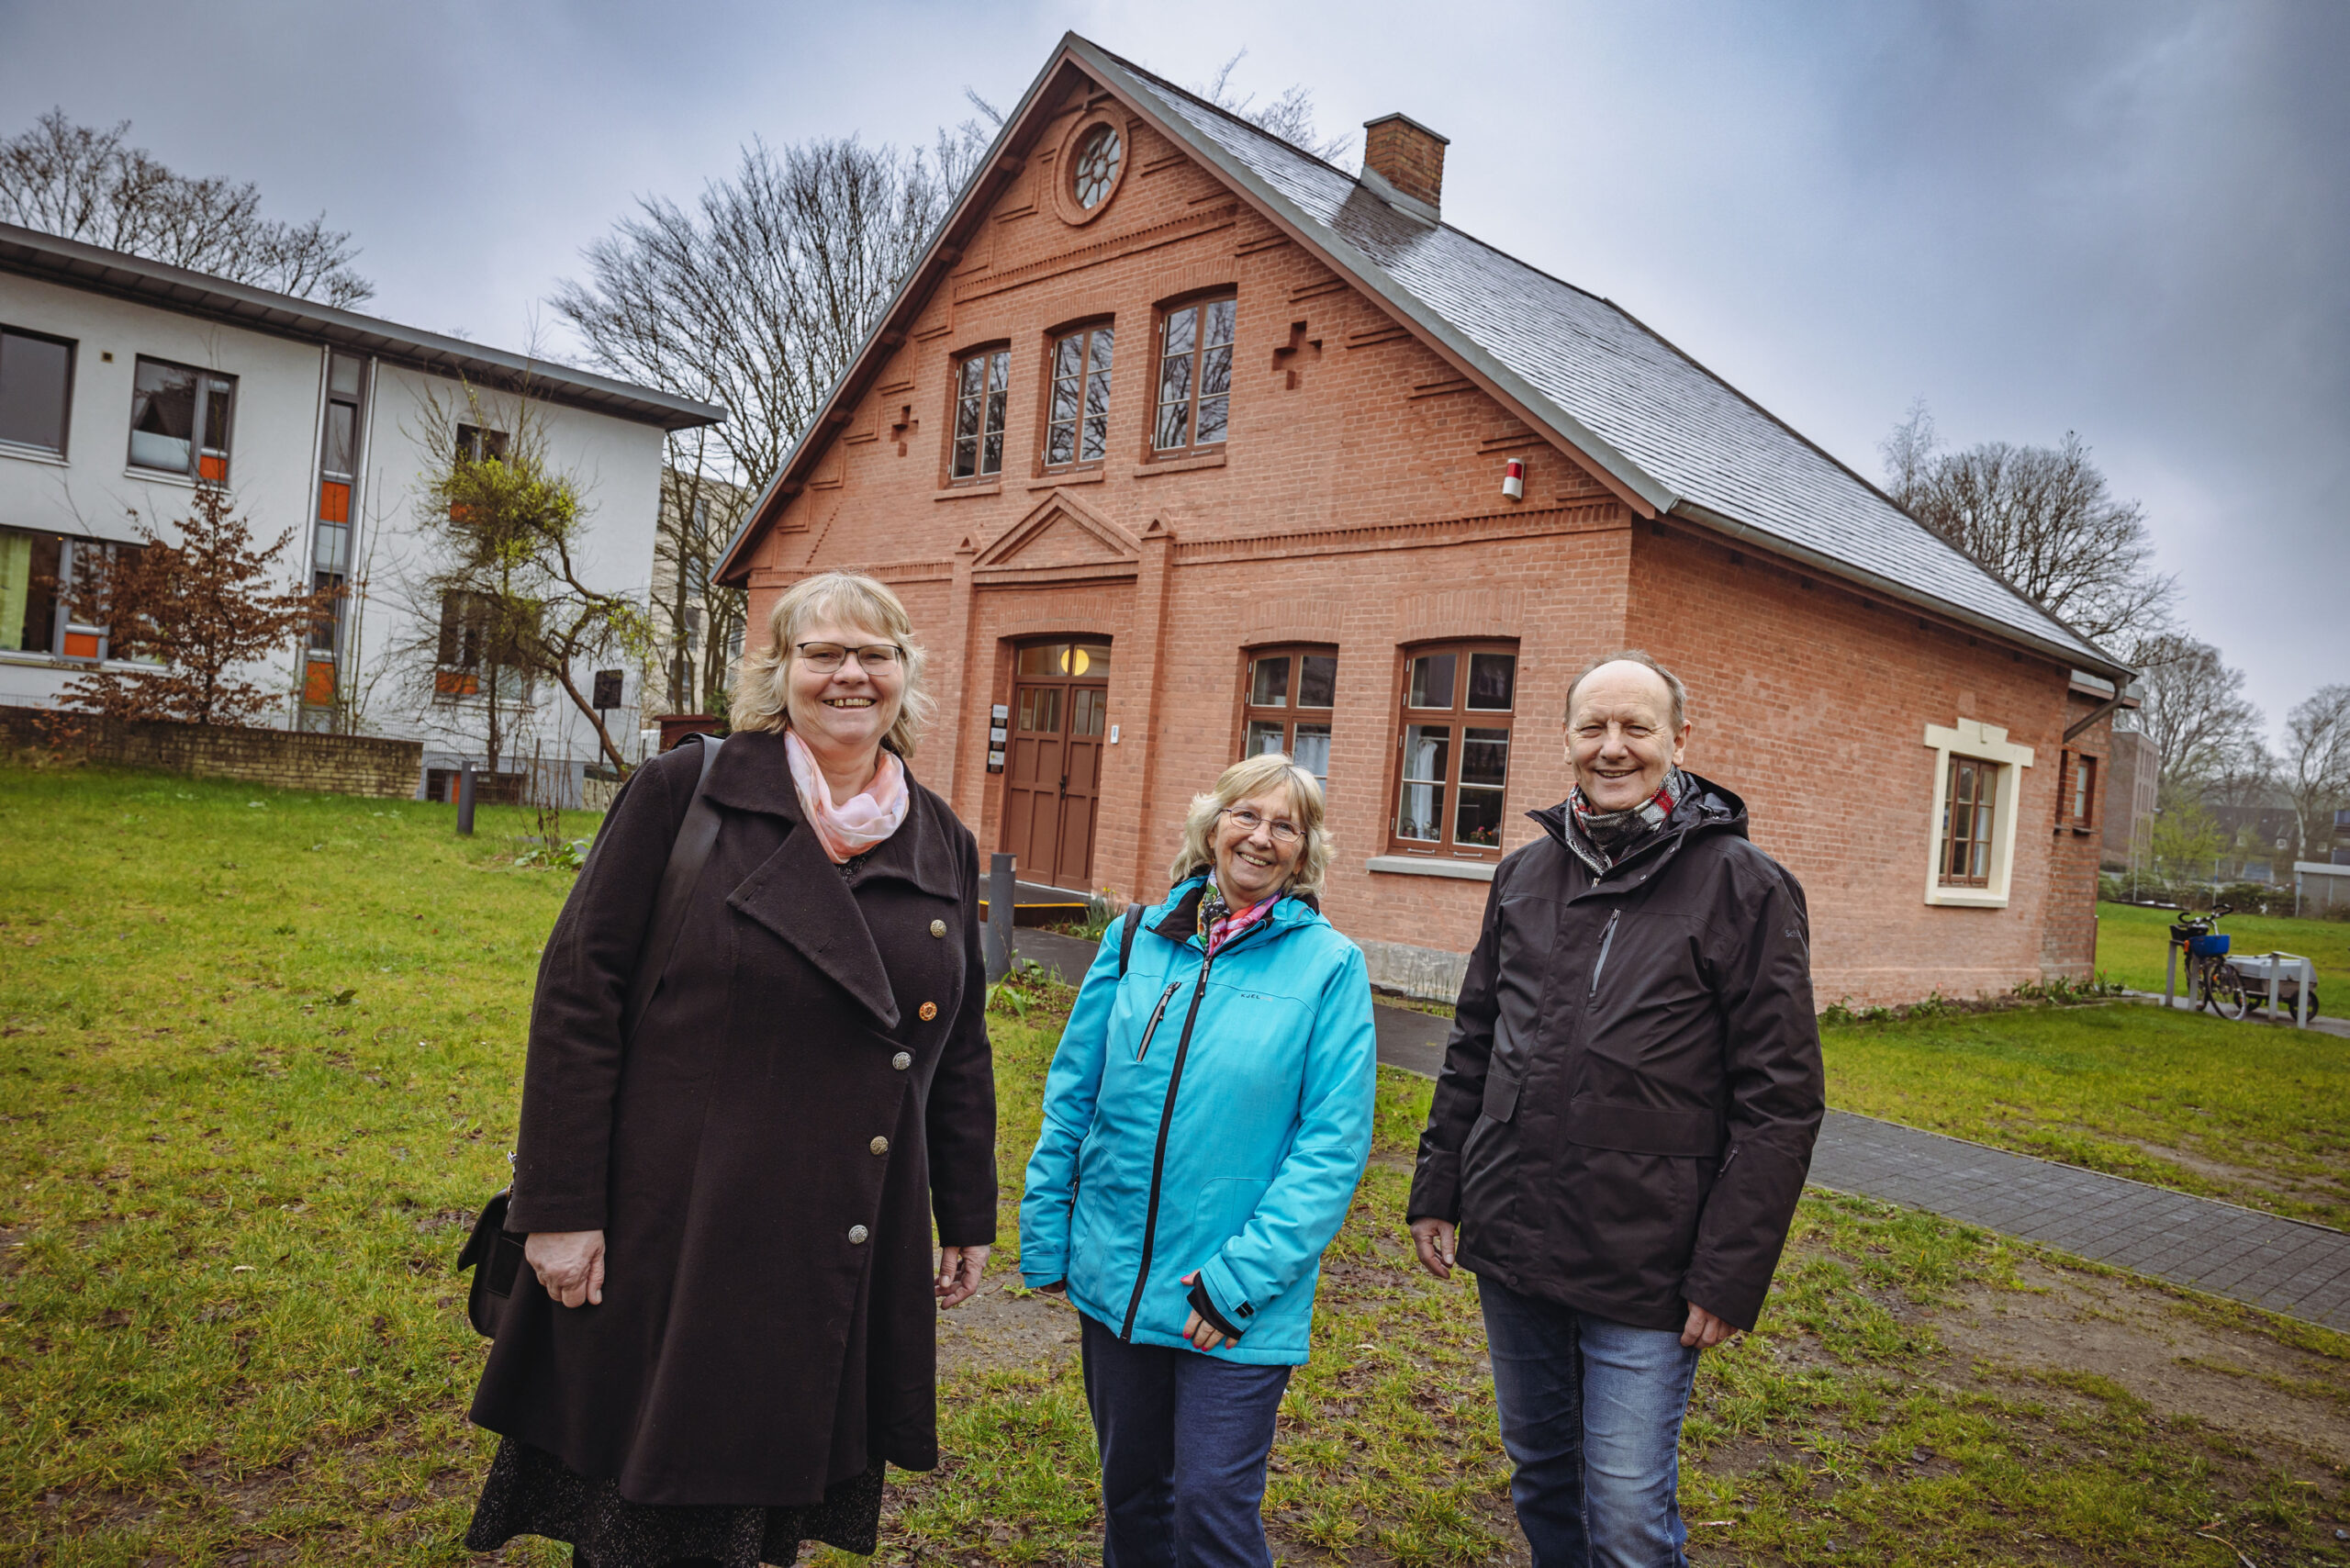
[988,703,1008,773]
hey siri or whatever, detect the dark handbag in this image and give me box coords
[453,734,727,1336]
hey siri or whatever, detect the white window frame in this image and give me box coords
[1921,719,2034,908]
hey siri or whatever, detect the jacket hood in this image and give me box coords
[1528,767,1750,859]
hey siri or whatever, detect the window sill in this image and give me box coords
[124,465,200,489]
[1366,854,1496,882]
[934,480,1002,500]
[0,648,151,674]
[0,442,69,468]
[1924,886,2009,909]
[1133,451,1227,478]
[1029,469,1106,490]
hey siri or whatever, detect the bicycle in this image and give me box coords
[2169,905,2252,1020]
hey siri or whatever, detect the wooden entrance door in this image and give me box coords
[1002,639,1111,889]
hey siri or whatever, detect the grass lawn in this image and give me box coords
[2097,899,2350,997]
[4,764,2347,1565]
[1822,1002,2350,1231]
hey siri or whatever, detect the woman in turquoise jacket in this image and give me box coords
[1021,753,1377,1566]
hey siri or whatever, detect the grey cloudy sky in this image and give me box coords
[4,0,2341,734]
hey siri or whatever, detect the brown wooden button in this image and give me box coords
[918,1002,938,1022]
[869,1136,890,1156]
[929,919,946,937]
[891,1051,912,1070]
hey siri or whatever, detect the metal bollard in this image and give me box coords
[2164,938,2177,1008]
[456,760,476,837]
[985,853,1017,984]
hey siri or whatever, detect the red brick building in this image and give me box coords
[718,35,2134,1005]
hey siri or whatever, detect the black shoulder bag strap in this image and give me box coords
[460,733,726,1337]
[1116,900,1147,979]
[621,733,725,1043]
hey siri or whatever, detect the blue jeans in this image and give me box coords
[1477,1276,1703,1568]
[1079,1312,1293,1568]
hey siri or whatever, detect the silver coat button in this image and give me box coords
[869,1136,890,1156]
[891,1051,912,1071]
[847,1225,868,1245]
[930,919,946,937]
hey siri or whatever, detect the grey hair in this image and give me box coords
[1168,753,1332,899]
[729,571,934,757]
[1564,649,1688,731]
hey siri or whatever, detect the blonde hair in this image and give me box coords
[729,571,934,757]
[1168,753,1333,899]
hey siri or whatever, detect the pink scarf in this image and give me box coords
[784,729,910,864]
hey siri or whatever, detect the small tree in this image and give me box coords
[410,387,652,771]
[58,482,337,726]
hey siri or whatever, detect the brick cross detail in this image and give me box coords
[890,405,918,456]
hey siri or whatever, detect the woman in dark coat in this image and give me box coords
[464,570,997,1567]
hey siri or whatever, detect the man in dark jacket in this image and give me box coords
[1407,652,1823,1568]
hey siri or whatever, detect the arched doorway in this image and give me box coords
[1002,637,1111,890]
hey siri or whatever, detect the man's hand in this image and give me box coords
[1681,1300,1736,1349]
[1409,1217,1457,1282]
[935,1244,990,1308]
[525,1230,606,1308]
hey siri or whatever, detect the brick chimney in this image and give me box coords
[1360,113,1449,218]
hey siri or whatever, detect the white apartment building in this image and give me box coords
[0,222,722,802]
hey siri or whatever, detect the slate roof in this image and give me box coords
[1068,38,2121,674]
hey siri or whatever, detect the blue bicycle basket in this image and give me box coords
[2188,933,2231,957]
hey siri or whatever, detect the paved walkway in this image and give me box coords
[1006,930,2350,1331]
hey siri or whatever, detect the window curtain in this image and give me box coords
[0,531,30,651]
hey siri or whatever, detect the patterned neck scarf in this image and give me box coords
[1565,767,1687,872]
[784,728,910,864]
[1196,879,1279,958]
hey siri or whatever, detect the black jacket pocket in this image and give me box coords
[1481,1068,1521,1125]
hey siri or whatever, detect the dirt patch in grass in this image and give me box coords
[1941,1257,2350,1466]
[936,1279,1085,1378]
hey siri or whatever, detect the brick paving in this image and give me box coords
[1009,931,2350,1332]
[1807,1110,2350,1332]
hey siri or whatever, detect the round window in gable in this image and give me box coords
[1071,125,1123,210]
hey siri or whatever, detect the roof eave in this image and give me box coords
[1669,500,2136,683]
[0,222,725,431]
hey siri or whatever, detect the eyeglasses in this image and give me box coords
[1221,808,1303,844]
[796,642,906,673]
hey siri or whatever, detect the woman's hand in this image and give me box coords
[935,1244,990,1308]
[526,1230,606,1308]
[1178,1271,1229,1351]
[1409,1217,1456,1282]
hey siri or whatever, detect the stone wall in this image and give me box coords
[0,708,421,799]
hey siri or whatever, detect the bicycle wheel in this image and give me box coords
[2192,960,2217,1012]
[2211,968,2253,1021]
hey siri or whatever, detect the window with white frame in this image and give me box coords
[1921,719,2034,907]
[128,357,234,481]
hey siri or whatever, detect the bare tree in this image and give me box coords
[0,109,372,307]
[553,132,981,712]
[2132,633,2264,796]
[653,446,747,714]
[2281,684,2350,865]
[1197,50,1356,165]
[1879,404,2175,648]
